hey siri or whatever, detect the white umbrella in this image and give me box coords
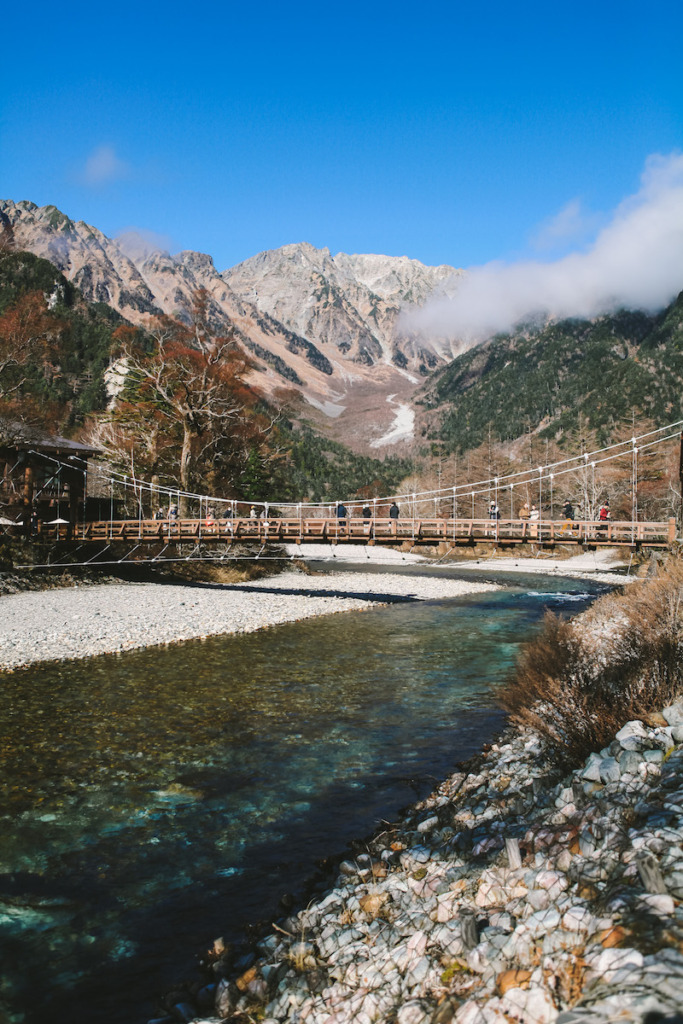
[46,517,70,524]
[0,516,17,525]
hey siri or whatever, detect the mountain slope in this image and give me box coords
[418,295,683,452]
[0,200,462,451]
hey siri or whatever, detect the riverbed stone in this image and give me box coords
[523,908,561,938]
[581,754,603,782]
[615,721,650,750]
[662,702,683,727]
[585,947,644,981]
[397,1000,431,1024]
[616,750,644,775]
[561,906,595,933]
[526,889,551,911]
[599,758,621,784]
[500,985,557,1024]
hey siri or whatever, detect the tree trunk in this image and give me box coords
[179,424,193,518]
[151,473,160,516]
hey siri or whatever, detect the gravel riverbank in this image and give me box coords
[445,549,633,585]
[0,570,499,671]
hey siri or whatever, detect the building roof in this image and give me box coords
[0,421,100,458]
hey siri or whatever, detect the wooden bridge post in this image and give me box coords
[23,461,34,511]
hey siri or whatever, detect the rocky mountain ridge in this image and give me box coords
[0,200,462,451]
[222,242,462,369]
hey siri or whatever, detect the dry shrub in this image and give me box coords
[501,560,683,769]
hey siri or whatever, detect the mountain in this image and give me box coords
[417,295,683,452]
[0,249,414,502]
[0,200,462,452]
[222,243,462,369]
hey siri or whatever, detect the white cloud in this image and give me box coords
[79,145,130,186]
[405,151,683,349]
[531,197,601,251]
[115,228,173,261]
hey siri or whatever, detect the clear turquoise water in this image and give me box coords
[0,569,607,1023]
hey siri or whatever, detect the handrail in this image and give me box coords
[44,516,677,548]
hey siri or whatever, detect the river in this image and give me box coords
[0,567,611,1023]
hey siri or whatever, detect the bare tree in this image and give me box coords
[109,290,277,513]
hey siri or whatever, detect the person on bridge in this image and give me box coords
[519,502,530,521]
[169,504,178,520]
[154,508,165,521]
[389,502,399,520]
[560,498,575,535]
[336,502,347,519]
[489,501,500,520]
[362,505,373,534]
[529,503,539,538]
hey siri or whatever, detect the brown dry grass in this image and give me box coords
[500,559,683,768]
[0,553,307,594]
[157,558,296,585]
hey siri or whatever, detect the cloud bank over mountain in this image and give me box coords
[405,152,683,347]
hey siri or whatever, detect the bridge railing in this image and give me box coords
[67,516,677,547]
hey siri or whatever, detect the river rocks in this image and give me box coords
[499,985,557,1024]
[663,701,683,727]
[417,815,439,834]
[615,720,651,750]
[172,702,683,1024]
[598,756,621,783]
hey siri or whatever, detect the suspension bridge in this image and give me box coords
[2,421,682,567]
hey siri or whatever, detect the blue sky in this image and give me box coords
[2,0,682,271]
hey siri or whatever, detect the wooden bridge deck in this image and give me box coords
[58,516,677,548]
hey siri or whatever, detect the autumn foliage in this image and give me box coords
[94,290,284,510]
[0,289,64,431]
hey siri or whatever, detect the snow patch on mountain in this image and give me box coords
[370,397,416,448]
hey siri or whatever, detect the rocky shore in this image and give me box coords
[0,569,498,670]
[164,700,683,1024]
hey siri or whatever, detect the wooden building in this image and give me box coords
[0,427,100,534]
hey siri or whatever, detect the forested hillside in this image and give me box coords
[418,292,683,452]
[0,249,124,429]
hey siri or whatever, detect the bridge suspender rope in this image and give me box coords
[11,418,683,567]
[23,418,683,520]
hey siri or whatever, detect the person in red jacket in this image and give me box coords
[599,499,611,521]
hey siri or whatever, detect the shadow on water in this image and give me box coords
[0,573,606,1024]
